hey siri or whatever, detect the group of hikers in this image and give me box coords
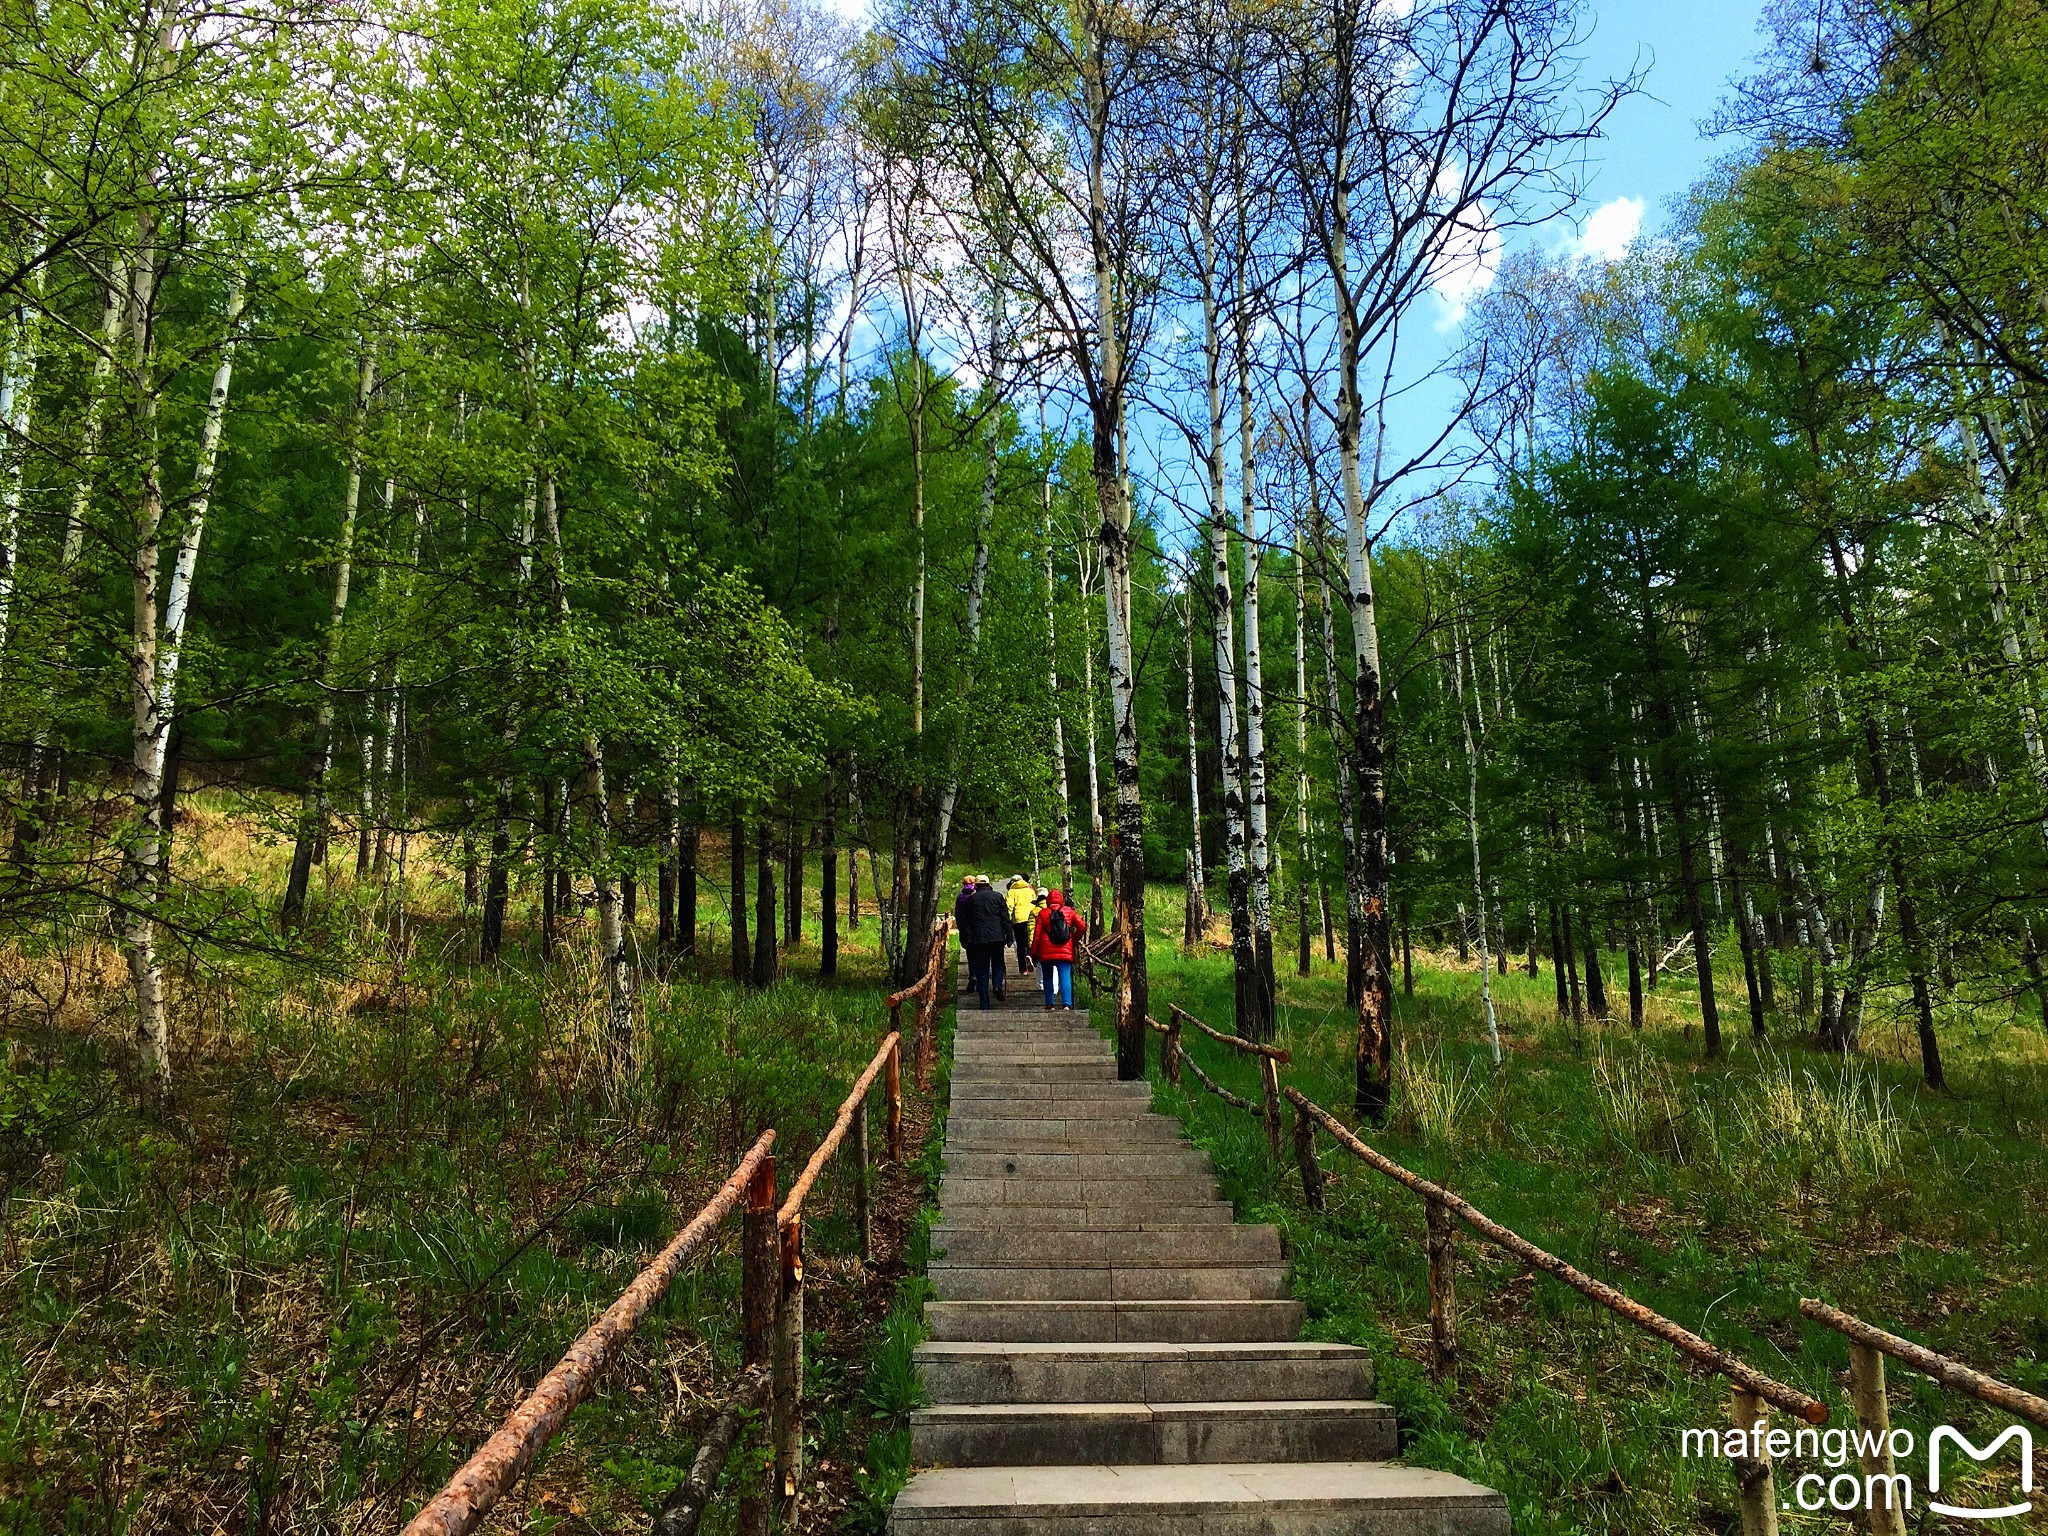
[953,873,1088,1012]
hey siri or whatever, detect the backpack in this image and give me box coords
[1047,907,1071,946]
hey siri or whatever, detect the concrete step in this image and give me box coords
[910,1399,1397,1467]
[950,1066,1119,1084]
[889,1463,1512,1535]
[938,1176,1222,1210]
[948,1094,1157,1117]
[916,1342,1374,1405]
[932,1203,1237,1229]
[931,1225,1281,1267]
[947,1123,1186,1150]
[943,1151,1213,1180]
[947,1081,1149,1102]
[925,1300,1307,1344]
[929,1264,1290,1303]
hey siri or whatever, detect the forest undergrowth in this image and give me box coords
[1095,883,2048,1535]
[0,794,933,1536]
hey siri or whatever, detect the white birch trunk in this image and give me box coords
[1452,621,1499,1062]
[1198,206,1254,1018]
[124,271,246,1090]
[1236,307,1275,1030]
[1040,415,1075,896]
[1182,588,1205,920]
[927,425,999,873]
[1292,525,1314,972]
[0,283,44,668]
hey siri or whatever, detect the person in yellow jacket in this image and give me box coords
[1004,875,1039,975]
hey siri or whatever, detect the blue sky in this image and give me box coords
[1561,0,1772,253]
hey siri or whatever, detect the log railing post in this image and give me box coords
[1847,1343,1908,1536]
[1259,1055,1282,1157]
[738,1154,778,1536]
[1163,1012,1182,1087]
[1292,1102,1325,1211]
[1424,1194,1457,1375]
[773,1217,804,1521]
[852,1093,872,1263]
[1729,1386,1779,1536]
[886,1037,903,1163]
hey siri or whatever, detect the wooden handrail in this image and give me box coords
[778,1031,901,1233]
[1288,1088,1826,1425]
[1148,1009,1284,1153]
[405,1130,778,1536]
[1800,1298,2048,1428]
[1168,1003,1290,1062]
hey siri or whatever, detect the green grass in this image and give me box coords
[0,796,914,1535]
[1079,880,2048,1535]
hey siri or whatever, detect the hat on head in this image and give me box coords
[975,874,991,885]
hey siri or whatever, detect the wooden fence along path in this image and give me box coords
[402,918,954,1536]
[1129,968,2046,1536]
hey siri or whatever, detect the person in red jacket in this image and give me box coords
[1030,887,1086,1011]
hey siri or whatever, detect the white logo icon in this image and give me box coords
[1929,1425,2033,1520]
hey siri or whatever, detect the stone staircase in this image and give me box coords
[888,951,1510,1534]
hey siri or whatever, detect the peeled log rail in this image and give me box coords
[1176,1044,1261,1113]
[404,1131,778,1536]
[778,1031,901,1232]
[1800,1298,2048,1428]
[1287,1088,1826,1426]
[1147,1010,1284,1154]
[1168,1004,1290,1062]
[887,918,951,1088]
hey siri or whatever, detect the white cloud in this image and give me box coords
[1568,197,1645,263]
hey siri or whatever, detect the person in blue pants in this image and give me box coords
[1029,887,1086,1011]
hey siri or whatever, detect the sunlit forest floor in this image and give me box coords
[0,791,938,1535]
[1087,881,2048,1536]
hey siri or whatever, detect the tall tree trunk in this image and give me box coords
[1734,869,1766,1039]
[1670,785,1722,1059]
[0,276,44,669]
[1549,901,1569,1017]
[122,267,245,1091]
[1079,546,1107,937]
[753,819,777,988]
[1292,536,1314,977]
[583,733,634,1067]
[659,783,678,959]
[1198,222,1257,1036]
[820,775,838,978]
[679,809,699,960]
[1039,418,1075,898]
[1452,631,1499,1061]
[1329,213,1392,1119]
[1234,272,1276,1042]
[784,808,802,947]
[1581,915,1607,1023]
[731,809,749,983]
[1182,591,1206,932]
